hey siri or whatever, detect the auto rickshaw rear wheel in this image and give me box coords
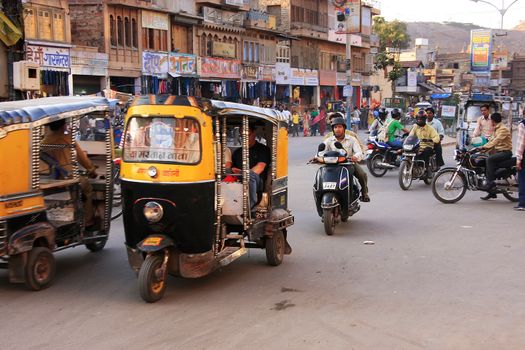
[138,254,167,303]
[265,230,284,266]
[25,247,56,291]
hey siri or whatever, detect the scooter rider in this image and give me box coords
[386,109,410,149]
[323,116,370,202]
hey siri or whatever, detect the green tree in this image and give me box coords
[373,17,410,84]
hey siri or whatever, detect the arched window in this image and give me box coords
[125,17,131,47]
[201,33,207,56]
[117,16,123,46]
[110,15,116,46]
[234,38,239,59]
[207,34,213,56]
[132,18,138,48]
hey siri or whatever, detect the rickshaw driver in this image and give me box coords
[42,119,98,228]
[231,125,271,211]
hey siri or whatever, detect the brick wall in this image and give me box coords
[70,3,105,51]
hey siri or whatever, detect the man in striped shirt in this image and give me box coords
[473,104,495,139]
[515,109,525,211]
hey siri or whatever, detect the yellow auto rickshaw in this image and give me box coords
[121,95,294,302]
[0,96,116,290]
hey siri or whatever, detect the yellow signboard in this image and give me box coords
[0,12,22,46]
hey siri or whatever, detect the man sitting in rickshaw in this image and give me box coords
[231,124,271,211]
[42,119,98,228]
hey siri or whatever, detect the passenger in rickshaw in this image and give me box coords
[42,119,98,227]
[231,124,271,211]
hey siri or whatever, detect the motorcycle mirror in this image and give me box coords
[318,143,326,152]
[334,141,343,149]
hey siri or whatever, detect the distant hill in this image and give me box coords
[514,21,525,30]
[405,21,525,54]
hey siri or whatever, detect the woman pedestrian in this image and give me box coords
[303,109,310,137]
[319,106,327,136]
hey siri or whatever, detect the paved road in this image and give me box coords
[1,134,524,350]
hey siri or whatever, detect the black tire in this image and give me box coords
[367,153,388,177]
[85,236,108,252]
[139,254,167,303]
[398,161,412,190]
[265,230,285,266]
[323,208,336,236]
[25,247,56,291]
[431,169,467,204]
[423,175,432,185]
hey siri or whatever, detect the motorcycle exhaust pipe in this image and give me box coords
[377,162,396,169]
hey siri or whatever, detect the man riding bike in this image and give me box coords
[409,111,440,177]
[322,116,370,202]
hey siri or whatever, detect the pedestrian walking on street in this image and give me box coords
[514,109,525,211]
[303,110,310,136]
[319,106,327,136]
[310,107,319,136]
[291,109,300,137]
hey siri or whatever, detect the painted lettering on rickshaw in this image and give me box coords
[4,200,23,209]
[127,150,189,161]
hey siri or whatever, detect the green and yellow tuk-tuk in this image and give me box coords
[120,95,294,302]
[0,97,116,290]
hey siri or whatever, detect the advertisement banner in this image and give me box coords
[169,53,197,76]
[142,51,168,77]
[407,71,418,87]
[26,44,70,69]
[441,105,457,118]
[361,6,371,36]
[290,68,304,85]
[335,0,361,34]
[199,57,241,79]
[275,62,291,84]
[336,72,347,86]
[470,29,492,72]
[304,69,319,86]
[491,52,508,70]
[242,65,259,81]
[212,42,236,59]
[259,65,276,81]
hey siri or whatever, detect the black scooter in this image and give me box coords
[311,143,361,236]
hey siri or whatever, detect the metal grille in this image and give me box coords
[104,117,112,232]
[242,116,250,229]
[31,127,41,189]
[213,117,223,257]
[0,221,7,256]
[70,117,80,178]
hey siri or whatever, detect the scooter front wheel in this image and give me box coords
[323,208,336,236]
[367,153,388,177]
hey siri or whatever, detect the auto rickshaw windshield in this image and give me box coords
[123,116,201,164]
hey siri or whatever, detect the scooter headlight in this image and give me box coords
[403,144,414,151]
[143,201,164,223]
[323,156,339,164]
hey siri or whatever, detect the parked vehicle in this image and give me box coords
[365,135,403,177]
[0,97,117,290]
[120,96,294,302]
[311,143,361,236]
[398,136,437,190]
[432,147,519,203]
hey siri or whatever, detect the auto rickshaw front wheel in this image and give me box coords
[138,254,167,303]
[265,230,285,266]
[25,247,56,291]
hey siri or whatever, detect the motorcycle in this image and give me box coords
[431,148,519,203]
[398,136,437,190]
[366,135,403,177]
[311,143,361,236]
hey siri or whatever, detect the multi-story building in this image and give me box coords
[510,54,525,97]
[0,0,24,100]
[69,0,201,95]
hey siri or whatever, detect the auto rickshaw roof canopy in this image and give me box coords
[130,95,289,125]
[0,96,117,127]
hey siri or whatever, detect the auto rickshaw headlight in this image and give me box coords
[143,201,164,223]
[148,166,158,178]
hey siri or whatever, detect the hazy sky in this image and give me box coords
[380,0,525,30]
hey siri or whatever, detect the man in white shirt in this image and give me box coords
[323,115,370,202]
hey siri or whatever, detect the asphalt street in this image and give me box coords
[1,133,524,350]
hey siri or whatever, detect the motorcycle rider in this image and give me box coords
[322,116,370,202]
[409,111,440,177]
[369,108,388,136]
[425,107,445,168]
[473,104,494,139]
[479,112,513,200]
[385,108,410,149]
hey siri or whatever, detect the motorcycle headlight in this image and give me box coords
[143,201,164,223]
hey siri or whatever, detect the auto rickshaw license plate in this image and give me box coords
[143,237,162,246]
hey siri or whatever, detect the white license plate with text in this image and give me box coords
[323,182,337,190]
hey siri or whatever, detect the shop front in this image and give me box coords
[291,68,319,107]
[26,42,71,96]
[275,62,291,106]
[198,56,241,101]
[336,72,346,101]
[71,46,108,95]
[258,64,276,107]
[169,53,198,96]
[141,51,169,95]
[351,72,362,108]
[319,70,337,107]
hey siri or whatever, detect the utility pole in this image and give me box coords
[470,0,520,30]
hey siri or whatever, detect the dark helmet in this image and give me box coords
[415,110,427,126]
[331,114,346,131]
[378,108,388,120]
[391,108,401,119]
